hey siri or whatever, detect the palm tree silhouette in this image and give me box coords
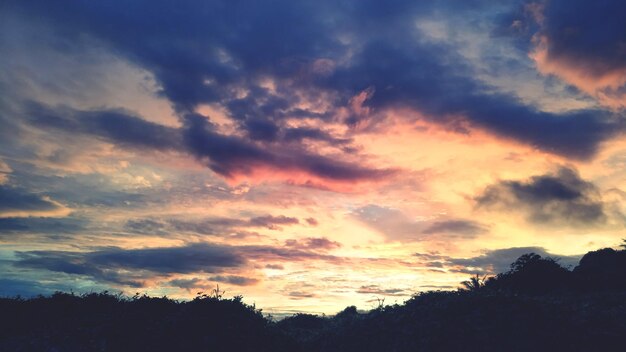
[461,274,486,291]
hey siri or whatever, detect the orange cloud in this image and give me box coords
[531,36,626,109]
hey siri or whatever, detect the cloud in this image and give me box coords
[421,220,488,236]
[352,205,489,241]
[7,0,622,166]
[0,186,69,218]
[287,291,316,299]
[10,170,149,209]
[351,205,423,241]
[124,219,172,236]
[525,0,626,109]
[284,237,342,250]
[238,245,341,263]
[4,0,626,307]
[25,103,182,151]
[248,215,299,229]
[166,278,205,290]
[15,243,246,287]
[0,159,11,185]
[208,275,259,286]
[283,127,352,146]
[330,38,621,159]
[168,275,259,289]
[14,250,146,287]
[0,216,86,235]
[305,217,319,226]
[356,285,409,297]
[13,241,342,287]
[86,244,243,273]
[125,214,302,236]
[0,278,68,297]
[182,113,396,185]
[475,167,607,226]
[23,102,395,188]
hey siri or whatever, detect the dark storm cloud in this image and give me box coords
[182,113,394,181]
[328,39,620,159]
[539,0,626,79]
[24,102,392,183]
[6,0,622,161]
[500,0,626,108]
[475,167,607,226]
[208,275,259,286]
[0,186,64,216]
[421,220,488,236]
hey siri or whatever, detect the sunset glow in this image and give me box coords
[1,0,625,315]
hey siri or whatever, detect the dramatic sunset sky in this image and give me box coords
[1,0,625,315]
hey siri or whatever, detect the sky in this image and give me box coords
[1,0,625,315]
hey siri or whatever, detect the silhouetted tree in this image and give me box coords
[573,247,626,290]
[485,253,572,293]
[461,274,486,291]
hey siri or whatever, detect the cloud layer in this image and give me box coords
[527,0,626,108]
[475,167,607,226]
[5,0,624,166]
[2,0,626,312]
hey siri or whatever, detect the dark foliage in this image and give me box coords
[573,248,626,291]
[3,245,626,351]
[484,253,572,293]
[0,292,297,352]
[482,247,626,294]
[279,290,626,352]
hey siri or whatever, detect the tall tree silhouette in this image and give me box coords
[485,253,571,293]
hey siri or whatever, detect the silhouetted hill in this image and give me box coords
[3,246,626,351]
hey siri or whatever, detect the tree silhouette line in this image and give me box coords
[2,242,626,351]
[466,243,626,294]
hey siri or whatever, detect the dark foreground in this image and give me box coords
[2,246,626,352]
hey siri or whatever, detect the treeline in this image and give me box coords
[0,291,296,352]
[466,246,626,293]
[279,245,626,352]
[2,245,626,351]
